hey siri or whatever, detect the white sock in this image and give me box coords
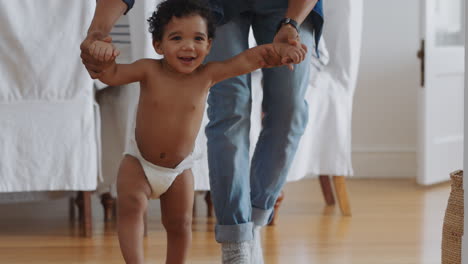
[251,226,264,264]
[222,241,251,264]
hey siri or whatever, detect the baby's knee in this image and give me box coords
[162,214,192,234]
[117,193,148,216]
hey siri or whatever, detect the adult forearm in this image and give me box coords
[88,0,128,36]
[285,0,318,25]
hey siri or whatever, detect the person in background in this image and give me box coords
[203,1,322,263]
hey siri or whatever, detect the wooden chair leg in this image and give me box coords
[100,192,116,222]
[332,176,351,216]
[69,197,76,221]
[75,192,84,221]
[319,175,335,205]
[268,191,285,226]
[204,191,214,217]
[81,191,93,237]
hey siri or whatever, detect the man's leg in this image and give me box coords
[249,12,316,263]
[205,13,253,263]
[250,10,315,221]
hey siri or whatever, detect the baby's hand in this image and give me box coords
[273,43,307,70]
[88,40,120,62]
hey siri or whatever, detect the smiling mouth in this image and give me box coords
[178,56,196,62]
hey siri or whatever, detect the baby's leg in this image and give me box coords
[116,155,152,264]
[160,169,194,264]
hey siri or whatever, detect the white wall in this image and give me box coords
[352,0,420,178]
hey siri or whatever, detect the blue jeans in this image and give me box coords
[205,9,315,243]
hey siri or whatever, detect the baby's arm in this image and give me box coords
[206,43,306,85]
[89,40,120,62]
[98,59,149,87]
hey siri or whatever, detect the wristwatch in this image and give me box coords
[275,17,299,34]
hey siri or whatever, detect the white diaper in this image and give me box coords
[124,137,196,199]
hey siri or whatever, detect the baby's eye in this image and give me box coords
[195,36,205,41]
[170,36,182,41]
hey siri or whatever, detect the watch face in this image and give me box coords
[276,18,298,34]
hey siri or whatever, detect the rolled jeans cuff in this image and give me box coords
[252,207,273,227]
[215,222,254,243]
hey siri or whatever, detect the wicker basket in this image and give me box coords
[441,170,464,264]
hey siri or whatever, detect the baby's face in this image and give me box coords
[154,15,212,74]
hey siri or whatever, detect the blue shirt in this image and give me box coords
[122,0,134,14]
[121,0,323,49]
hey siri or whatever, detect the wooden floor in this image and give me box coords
[0,178,450,264]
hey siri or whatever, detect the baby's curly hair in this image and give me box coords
[147,0,216,42]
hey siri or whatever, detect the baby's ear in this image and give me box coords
[207,38,213,52]
[153,40,163,55]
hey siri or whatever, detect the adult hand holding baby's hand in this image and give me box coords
[273,24,308,70]
[89,39,120,62]
[272,43,307,70]
[259,45,284,68]
[80,32,119,79]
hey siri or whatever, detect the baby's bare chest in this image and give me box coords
[140,79,208,114]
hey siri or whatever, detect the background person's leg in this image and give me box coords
[250,12,316,225]
[205,13,255,244]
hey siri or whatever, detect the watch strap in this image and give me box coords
[275,17,299,34]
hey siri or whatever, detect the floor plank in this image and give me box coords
[0,178,451,263]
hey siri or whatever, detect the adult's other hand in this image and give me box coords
[273,25,308,53]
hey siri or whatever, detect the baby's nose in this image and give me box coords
[182,42,195,50]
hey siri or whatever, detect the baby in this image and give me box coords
[89,0,306,263]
